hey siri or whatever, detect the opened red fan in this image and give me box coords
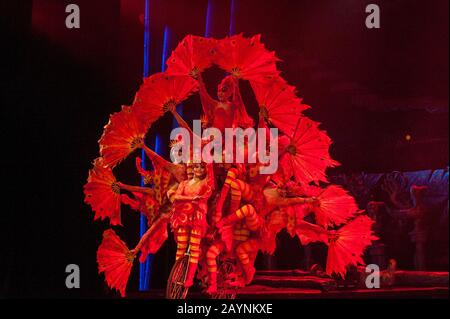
[99,105,147,168]
[326,215,378,277]
[97,214,171,296]
[312,185,360,227]
[135,72,198,122]
[97,229,135,297]
[278,117,340,185]
[131,90,163,130]
[252,78,310,136]
[84,158,122,225]
[166,35,217,77]
[215,34,279,82]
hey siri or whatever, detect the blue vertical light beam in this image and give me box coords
[139,0,151,292]
[205,0,213,38]
[141,24,171,288]
[228,0,236,36]
[161,26,170,71]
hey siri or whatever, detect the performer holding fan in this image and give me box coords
[84,33,377,298]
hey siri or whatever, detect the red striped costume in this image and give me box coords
[205,204,261,293]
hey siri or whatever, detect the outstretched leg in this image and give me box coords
[215,168,238,218]
[220,204,260,231]
[216,168,254,217]
[229,179,253,215]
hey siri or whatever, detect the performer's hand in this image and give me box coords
[215,219,224,229]
[129,249,137,257]
[309,196,320,206]
[205,231,215,241]
[165,101,176,113]
[189,67,200,79]
[196,72,204,84]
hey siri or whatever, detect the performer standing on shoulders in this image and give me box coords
[197,73,254,131]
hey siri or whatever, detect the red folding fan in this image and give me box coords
[326,215,378,277]
[97,229,135,297]
[97,215,171,298]
[312,185,360,227]
[84,158,122,225]
[131,90,163,130]
[99,105,147,168]
[278,117,340,185]
[252,78,310,136]
[134,72,198,123]
[166,35,217,77]
[214,34,279,82]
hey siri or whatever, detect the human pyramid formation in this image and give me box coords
[84,34,378,298]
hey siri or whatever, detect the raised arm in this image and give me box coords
[230,77,254,128]
[171,108,202,148]
[162,98,195,137]
[231,76,243,105]
[263,187,315,208]
[142,144,186,182]
[197,73,217,121]
[171,109,193,134]
[117,182,154,195]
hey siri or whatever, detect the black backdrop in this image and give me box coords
[1,0,448,298]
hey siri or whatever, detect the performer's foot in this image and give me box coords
[184,278,194,288]
[205,284,217,294]
[243,265,256,285]
[206,272,217,294]
[229,277,246,288]
[184,263,198,288]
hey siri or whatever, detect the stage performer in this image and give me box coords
[171,161,214,288]
[216,160,315,220]
[117,182,159,225]
[205,165,316,292]
[115,156,175,224]
[198,74,254,131]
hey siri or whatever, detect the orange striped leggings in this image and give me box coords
[206,205,260,275]
[221,168,254,215]
[206,238,259,274]
[235,239,259,267]
[175,226,203,266]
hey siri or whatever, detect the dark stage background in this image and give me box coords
[1,0,448,298]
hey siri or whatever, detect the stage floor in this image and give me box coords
[128,270,449,299]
